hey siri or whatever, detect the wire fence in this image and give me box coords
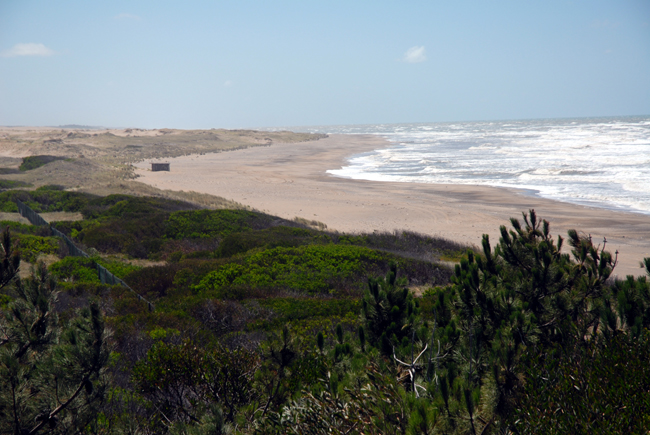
[15,199,49,226]
[15,199,154,311]
[50,226,90,258]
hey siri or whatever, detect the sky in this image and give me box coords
[0,0,649,129]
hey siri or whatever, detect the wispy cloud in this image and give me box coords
[224,80,233,88]
[115,13,141,20]
[1,43,56,58]
[403,46,426,63]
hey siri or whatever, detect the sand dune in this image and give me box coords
[134,134,650,278]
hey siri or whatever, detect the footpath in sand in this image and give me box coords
[134,134,650,278]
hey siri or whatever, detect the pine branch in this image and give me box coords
[28,375,90,435]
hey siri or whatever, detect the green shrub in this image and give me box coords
[195,244,387,295]
[165,209,267,239]
[96,259,142,279]
[105,196,193,217]
[49,256,99,283]
[19,155,66,171]
[69,214,168,258]
[216,226,324,258]
[164,209,306,241]
[0,294,12,309]
[131,340,260,426]
[121,264,180,299]
[35,184,65,191]
[335,230,472,261]
[0,189,96,213]
[512,331,650,433]
[1,221,46,235]
[247,297,362,332]
[15,234,59,263]
[48,255,140,285]
[0,200,18,212]
[80,195,194,220]
[79,195,138,219]
[0,180,31,189]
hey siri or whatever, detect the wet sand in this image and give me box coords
[134,134,650,278]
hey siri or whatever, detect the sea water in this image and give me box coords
[287,116,650,215]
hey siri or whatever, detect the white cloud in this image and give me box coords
[115,13,140,20]
[1,43,56,58]
[403,46,426,63]
[224,80,233,88]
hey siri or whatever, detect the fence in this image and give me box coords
[15,199,49,226]
[15,199,154,311]
[50,226,89,258]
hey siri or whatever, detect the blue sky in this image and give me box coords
[1,0,649,129]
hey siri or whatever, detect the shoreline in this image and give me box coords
[330,169,650,219]
[326,143,650,219]
[133,134,650,278]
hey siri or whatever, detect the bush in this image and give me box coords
[216,226,323,258]
[70,214,169,258]
[80,195,195,220]
[194,244,388,295]
[249,297,362,332]
[512,331,650,433]
[132,340,260,426]
[0,189,96,213]
[15,234,59,263]
[165,209,286,239]
[121,264,180,299]
[96,258,142,279]
[0,180,31,189]
[336,230,471,262]
[18,155,66,171]
[0,294,12,309]
[35,184,65,191]
[1,221,48,235]
[0,199,18,212]
[49,256,99,283]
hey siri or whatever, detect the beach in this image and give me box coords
[134,134,650,278]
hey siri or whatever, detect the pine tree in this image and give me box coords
[444,210,621,427]
[0,229,110,435]
[0,226,20,292]
[362,263,418,356]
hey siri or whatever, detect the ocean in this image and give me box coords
[287,116,650,216]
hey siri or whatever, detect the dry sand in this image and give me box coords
[133,134,650,278]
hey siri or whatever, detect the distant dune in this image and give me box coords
[0,126,324,208]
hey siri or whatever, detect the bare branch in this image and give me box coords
[412,343,428,365]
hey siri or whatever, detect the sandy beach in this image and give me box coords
[134,134,650,278]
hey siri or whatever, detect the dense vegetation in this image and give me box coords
[19,155,68,171]
[0,179,32,189]
[0,188,649,434]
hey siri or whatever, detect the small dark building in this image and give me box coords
[151,162,170,172]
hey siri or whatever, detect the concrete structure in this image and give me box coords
[151,162,170,172]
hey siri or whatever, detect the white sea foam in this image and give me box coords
[273,117,650,215]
